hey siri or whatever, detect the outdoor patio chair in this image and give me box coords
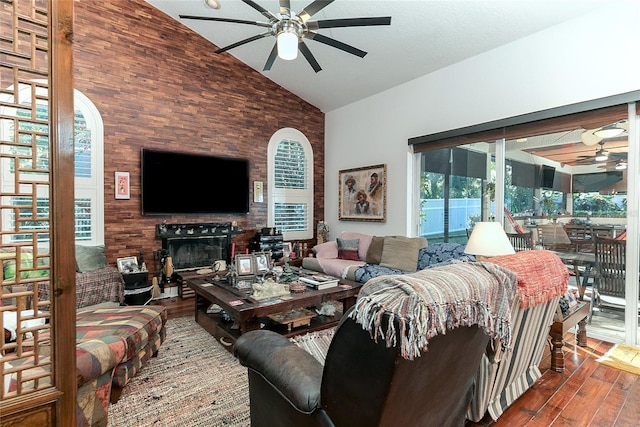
[590,236,637,322]
[506,231,533,251]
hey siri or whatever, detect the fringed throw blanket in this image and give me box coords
[350,262,517,360]
[486,250,568,309]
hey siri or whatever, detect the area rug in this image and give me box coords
[107,316,337,426]
[597,343,640,376]
[107,316,251,427]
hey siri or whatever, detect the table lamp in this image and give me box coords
[465,222,515,261]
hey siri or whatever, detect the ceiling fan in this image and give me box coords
[575,141,627,165]
[580,119,628,146]
[180,0,392,73]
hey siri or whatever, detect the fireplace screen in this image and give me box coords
[165,236,229,271]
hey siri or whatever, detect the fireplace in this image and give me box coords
[156,222,231,271]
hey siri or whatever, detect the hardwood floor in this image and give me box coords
[468,334,640,426]
[155,296,640,426]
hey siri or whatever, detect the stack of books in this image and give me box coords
[299,274,340,290]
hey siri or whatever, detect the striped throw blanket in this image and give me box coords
[350,262,517,360]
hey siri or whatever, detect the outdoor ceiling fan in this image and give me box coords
[575,141,627,165]
[580,119,628,146]
[180,0,392,72]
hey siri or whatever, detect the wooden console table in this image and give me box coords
[549,301,589,372]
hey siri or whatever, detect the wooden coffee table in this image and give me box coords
[180,271,363,352]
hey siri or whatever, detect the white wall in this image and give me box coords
[325,2,640,238]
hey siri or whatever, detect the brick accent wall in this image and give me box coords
[73,0,324,266]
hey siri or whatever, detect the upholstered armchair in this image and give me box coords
[235,261,517,427]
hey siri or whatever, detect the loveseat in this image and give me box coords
[302,232,475,282]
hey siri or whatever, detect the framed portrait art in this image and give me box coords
[254,252,270,273]
[339,164,386,222]
[235,254,255,276]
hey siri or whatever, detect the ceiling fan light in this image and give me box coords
[277,30,298,60]
[615,161,628,170]
[595,150,609,162]
[593,125,624,139]
[204,0,221,9]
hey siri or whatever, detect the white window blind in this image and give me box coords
[268,129,313,240]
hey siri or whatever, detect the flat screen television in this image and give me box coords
[141,148,250,215]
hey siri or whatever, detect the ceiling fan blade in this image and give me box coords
[305,32,367,57]
[241,0,279,21]
[215,32,272,54]
[299,41,322,73]
[263,43,278,71]
[279,0,291,16]
[307,16,392,30]
[298,0,335,23]
[179,15,272,29]
[580,129,602,146]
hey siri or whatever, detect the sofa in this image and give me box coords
[235,261,517,426]
[297,244,568,423]
[302,232,475,282]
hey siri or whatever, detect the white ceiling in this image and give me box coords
[145,0,616,112]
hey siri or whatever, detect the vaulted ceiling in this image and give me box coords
[144,0,618,112]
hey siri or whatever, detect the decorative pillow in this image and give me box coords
[366,236,386,264]
[339,232,373,261]
[75,245,108,273]
[2,253,49,281]
[313,241,339,259]
[337,238,360,261]
[379,236,427,272]
[416,242,470,270]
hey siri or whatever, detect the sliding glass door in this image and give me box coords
[414,101,639,345]
[419,144,495,243]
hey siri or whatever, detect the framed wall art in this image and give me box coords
[115,171,130,200]
[339,164,386,222]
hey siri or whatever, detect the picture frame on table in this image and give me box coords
[235,277,255,291]
[338,164,386,222]
[116,256,138,273]
[254,252,270,273]
[282,242,293,258]
[235,254,255,276]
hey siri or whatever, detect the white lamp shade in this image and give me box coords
[277,31,298,60]
[465,222,515,257]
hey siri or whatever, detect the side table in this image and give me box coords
[549,301,589,372]
[122,271,153,306]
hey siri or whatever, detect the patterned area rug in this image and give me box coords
[597,343,640,376]
[107,316,250,427]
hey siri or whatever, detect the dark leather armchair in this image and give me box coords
[235,308,491,427]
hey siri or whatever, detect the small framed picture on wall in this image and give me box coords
[115,171,130,200]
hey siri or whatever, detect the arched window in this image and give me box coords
[0,85,104,245]
[267,128,313,240]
